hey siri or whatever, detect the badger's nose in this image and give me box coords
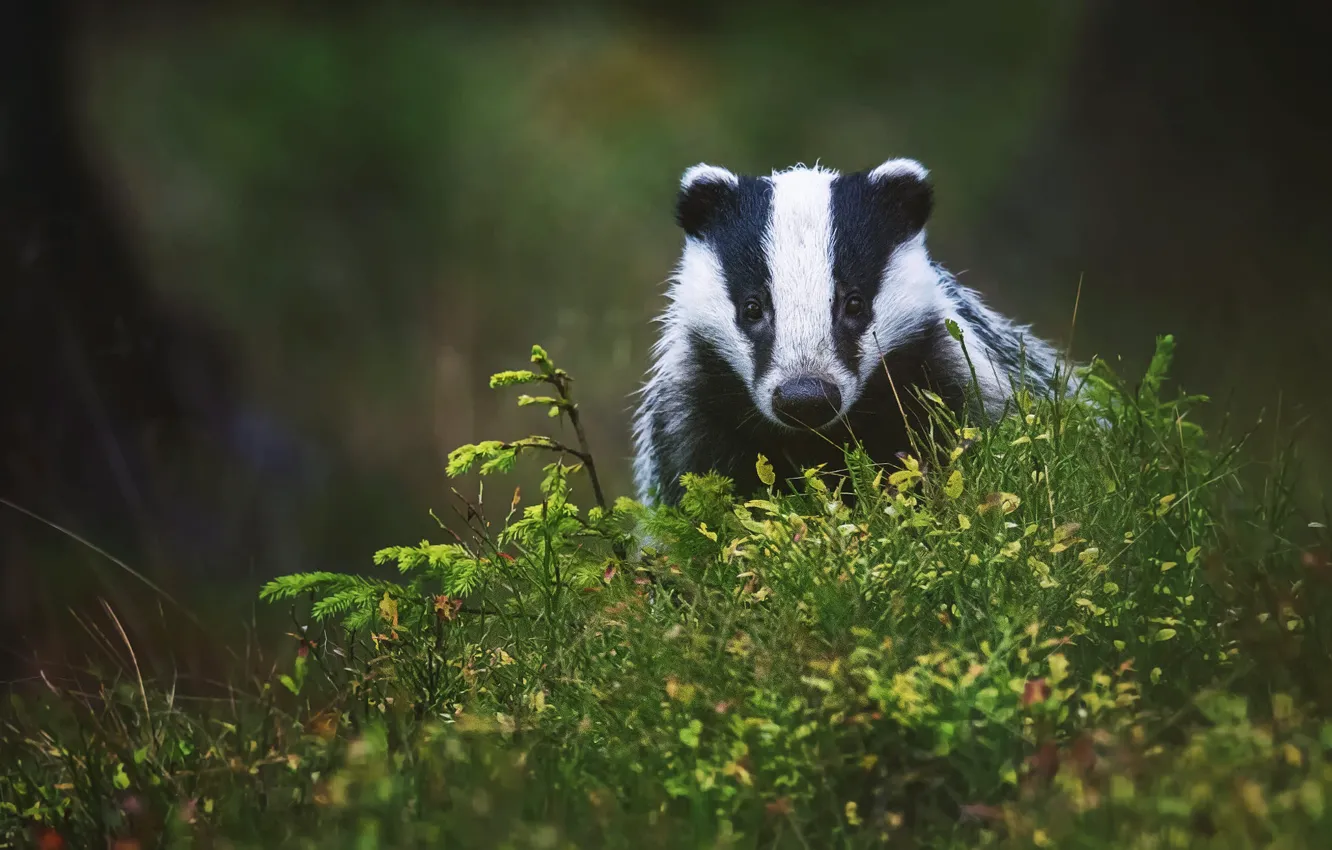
[772,377,842,428]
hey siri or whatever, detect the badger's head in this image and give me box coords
[667,159,943,432]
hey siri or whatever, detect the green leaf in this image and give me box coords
[944,318,963,342]
[678,720,702,749]
[516,394,561,407]
[1154,628,1178,642]
[279,654,307,695]
[801,676,834,693]
[1143,334,1175,396]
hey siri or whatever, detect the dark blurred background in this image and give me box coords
[3,0,1330,681]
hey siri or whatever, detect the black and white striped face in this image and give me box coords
[668,159,943,431]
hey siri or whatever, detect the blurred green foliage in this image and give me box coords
[76,3,1084,576]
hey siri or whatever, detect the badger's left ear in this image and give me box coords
[867,158,933,235]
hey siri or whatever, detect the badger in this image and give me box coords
[631,158,1066,507]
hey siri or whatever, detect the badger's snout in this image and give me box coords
[771,377,842,429]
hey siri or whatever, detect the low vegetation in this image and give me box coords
[3,336,1330,848]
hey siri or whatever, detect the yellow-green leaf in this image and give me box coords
[1300,779,1324,819]
[944,469,964,499]
[1048,653,1069,685]
[1154,628,1177,642]
[888,468,922,490]
[744,499,782,515]
[756,454,776,488]
[378,592,399,627]
[978,492,1021,515]
[1111,774,1135,801]
[1053,522,1081,543]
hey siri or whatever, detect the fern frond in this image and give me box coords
[444,558,487,596]
[259,571,361,601]
[308,579,394,622]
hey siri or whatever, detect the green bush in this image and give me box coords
[3,337,1330,849]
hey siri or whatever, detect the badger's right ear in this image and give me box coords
[675,164,739,238]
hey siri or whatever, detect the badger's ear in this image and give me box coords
[675,164,739,237]
[866,158,933,236]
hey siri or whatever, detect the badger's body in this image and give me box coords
[631,159,1064,507]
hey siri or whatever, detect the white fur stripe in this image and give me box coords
[858,234,946,380]
[753,166,857,423]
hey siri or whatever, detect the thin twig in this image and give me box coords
[549,372,609,514]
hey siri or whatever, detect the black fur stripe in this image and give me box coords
[709,177,775,381]
[831,172,895,374]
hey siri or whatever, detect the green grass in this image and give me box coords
[4,337,1331,849]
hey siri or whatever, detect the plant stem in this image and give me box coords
[550,374,609,514]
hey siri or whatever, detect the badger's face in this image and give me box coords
[668,159,942,431]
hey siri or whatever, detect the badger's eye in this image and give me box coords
[742,299,764,322]
[844,294,866,317]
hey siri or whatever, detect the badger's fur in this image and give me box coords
[631,158,1065,507]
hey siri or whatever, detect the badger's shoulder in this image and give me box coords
[932,264,1067,405]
